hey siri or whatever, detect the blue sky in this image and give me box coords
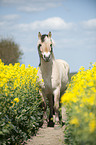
[0,0,96,72]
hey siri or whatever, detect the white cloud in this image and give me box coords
[2,14,20,20]
[1,0,26,4]
[1,0,63,12]
[18,1,61,12]
[0,22,5,27]
[81,19,96,30]
[0,14,20,32]
[17,17,75,31]
[18,6,45,12]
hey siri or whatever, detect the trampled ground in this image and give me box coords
[27,124,65,145]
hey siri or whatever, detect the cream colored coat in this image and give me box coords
[37,54,69,125]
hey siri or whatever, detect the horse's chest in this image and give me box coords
[38,62,60,94]
[42,73,60,93]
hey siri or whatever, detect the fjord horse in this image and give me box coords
[37,32,69,126]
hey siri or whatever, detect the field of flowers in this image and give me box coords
[61,63,96,145]
[0,59,44,144]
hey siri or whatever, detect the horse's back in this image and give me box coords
[56,59,69,75]
[56,59,69,92]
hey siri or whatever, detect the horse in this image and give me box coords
[37,32,69,127]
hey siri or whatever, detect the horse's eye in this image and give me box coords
[50,44,52,47]
[50,44,52,52]
[38,44,43,52]
[39,44,42,47]
[38,44,42,51]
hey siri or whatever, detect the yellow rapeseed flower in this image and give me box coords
[89,119,96,133]
[14,98,19,103]
[70,118,79,126]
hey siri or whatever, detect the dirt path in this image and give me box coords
[27,124,65,145]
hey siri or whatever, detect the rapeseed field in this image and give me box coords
[61,62,96,145]
[0,59,43,144]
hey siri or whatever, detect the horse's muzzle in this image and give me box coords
[43,55,51,62]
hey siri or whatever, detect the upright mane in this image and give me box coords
[41,34,48,42]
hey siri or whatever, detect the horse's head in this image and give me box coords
[37,32,54,62]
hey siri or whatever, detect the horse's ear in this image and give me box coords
[38,32,42,39]
[48,32,52,38]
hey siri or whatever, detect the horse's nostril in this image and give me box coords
[46,56,50,62]
[43,53,51,62]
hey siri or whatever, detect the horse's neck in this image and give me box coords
[40,54,55,76]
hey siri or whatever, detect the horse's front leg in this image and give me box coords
[39,90,48,124]
[53,87,60,125]
[48,94,54,127]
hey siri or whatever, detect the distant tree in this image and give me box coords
[0,38,23,65]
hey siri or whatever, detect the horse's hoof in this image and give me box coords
[54,124,61,130]
[48,121,54,127]
[62,121,65,126]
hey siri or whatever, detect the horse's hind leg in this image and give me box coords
[61,105,67,125]
[53,87,60,125]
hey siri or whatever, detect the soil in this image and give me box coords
[26,123,65,145]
